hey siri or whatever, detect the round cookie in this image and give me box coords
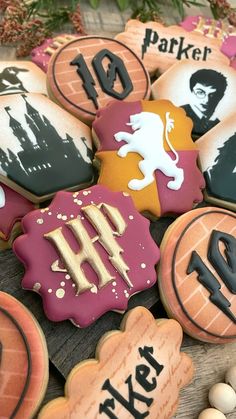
[13,185,160,327]
[159,207,236,343]
[0,93,94,202]
[0,182,35,249]
[196,114,236,211]
[0,291,48,418]
[93,99,204,218]
[47,36,150,125]
[39,306,194,419]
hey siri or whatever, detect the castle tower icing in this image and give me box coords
[5,106,32,150]
[81,137,94,161]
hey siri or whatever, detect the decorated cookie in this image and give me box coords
[39,306,194,419]
[159,207,236,343]
[180,16,236,70]
[0,93,94,202]
[115,20,229,75]
[47,36,150,124]
[31,34,79,72]
[0,61,47,95]
[196,115,236,211]
[0,291,48,418]
[152,59,236,138]
[13,186,160,327]
[93,100,204,218]
[0,182,34,249]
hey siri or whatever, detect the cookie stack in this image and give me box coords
[0,11,236,419]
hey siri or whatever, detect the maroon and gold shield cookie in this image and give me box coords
[47,36,150,124]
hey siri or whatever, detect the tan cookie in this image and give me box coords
[159,207,236,343]
[115,20,229,75]
[39,306,194,419]
[0,61,47,95]
[47,36,150,124]
[196,114,236,211]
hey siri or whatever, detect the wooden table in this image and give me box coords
[1,1,236,418]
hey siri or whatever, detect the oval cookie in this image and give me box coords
[0,291,48,418]
[159,207,236,343]
[47,36,150,124]
[39,306,194,419]
[0,93,94,202]
[13,186,160,327]
[93,99,204,218]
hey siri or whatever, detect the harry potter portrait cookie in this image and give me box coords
[0,291,48,418]
[93,100,204,218]
[159,207,236,344]
[0,61,47,96]
[115,20,229,75]
[0,93,94,202]
[13,186,160,327]
[39,306,194,419]
[0,183,34,249]
[31,34,79,72]
[47,36,150,124]
[196,115,236,211]
[152,59,236,138]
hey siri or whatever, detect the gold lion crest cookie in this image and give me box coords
[39,306,194,419]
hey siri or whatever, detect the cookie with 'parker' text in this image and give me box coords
[152,59,236,138]
[38,306,194,419]
[115,20,229,75]
[0,291,48,418]
[0,61,47,96]
[0,183,34,249]
[93,99,205,218]
[47,36,150,125]
[158,207,236,344]
[13,186,160,327]
[196,114,236,211]
[0,93,94,203]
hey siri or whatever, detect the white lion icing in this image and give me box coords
[114,111,184,191]
[0,185,5,208]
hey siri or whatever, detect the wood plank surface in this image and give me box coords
[1,1,236,418]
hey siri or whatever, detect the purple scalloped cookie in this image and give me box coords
[31,34,80,72]
[13,185,160,327]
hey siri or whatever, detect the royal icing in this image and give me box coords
[152,59,236,138]
[93,100,204,217]
[0,291,48,418]
[159,207,236,343]
[0,93,94,202]
[196,114,236,211]
[13,186,160,327]
[115,20,229,75]
[47,36,150,124]
[39,306,194,419]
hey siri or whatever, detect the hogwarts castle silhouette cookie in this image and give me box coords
[0,93,94,202]
[196,115,236,211]
[152,60,236,139]
[0,62,47,95]
[47,36,150,125]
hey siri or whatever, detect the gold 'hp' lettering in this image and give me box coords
[44,203,133,295]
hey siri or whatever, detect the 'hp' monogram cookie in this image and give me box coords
[13,186,160,327]
[115,20,229,75]
[0,291,48,418]
[93,100,204,218]
[159,207,236,343]
[152,59,236,138]
[0,183,34,249]
[196,115,236,211]
[0,93,94,202]
[39,306,194,419]
[47,36,150,124]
